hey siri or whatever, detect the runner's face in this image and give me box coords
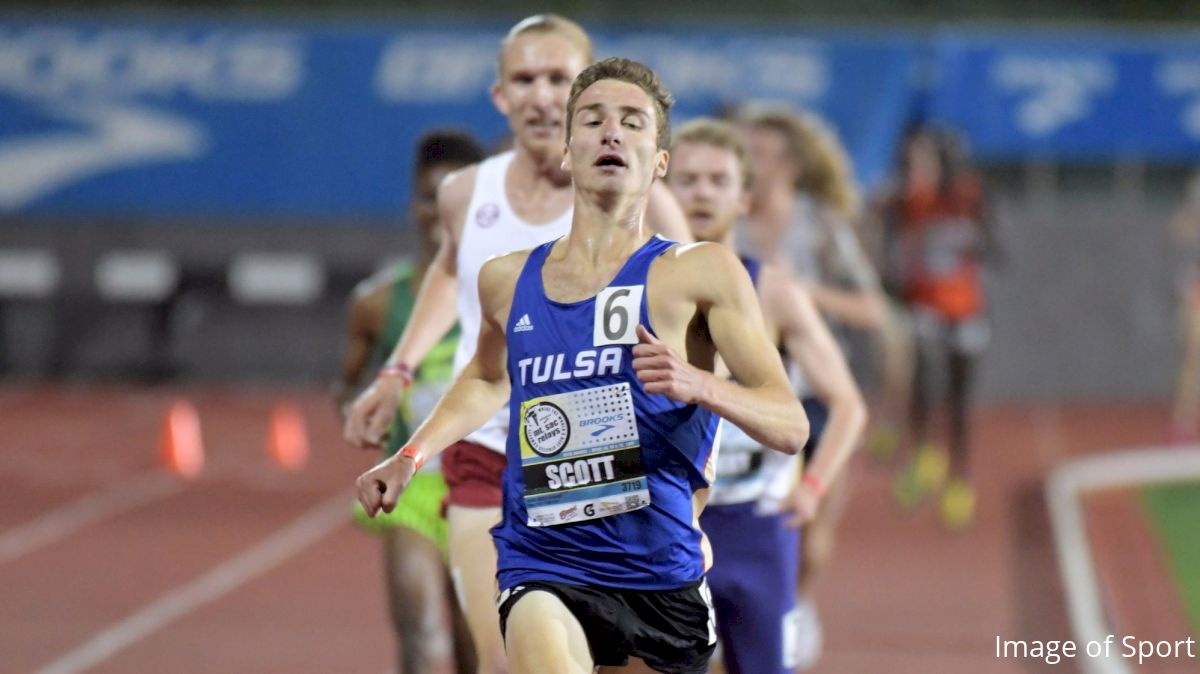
[666,142,747,243]
[412,162,456,247]
[742,125,796,193]
[493,34,587,156]
[565,79,667,198]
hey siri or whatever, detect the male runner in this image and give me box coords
[343,15,691,672]
[357,58,807,674]
[736,106,885,331]
[334,130,483,674]
[667,118,866,674]
[734,106,885,666]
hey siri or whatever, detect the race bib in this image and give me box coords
[593,285,643,346]
[519,382,651,527]
[715,444,765,484]
[713,421,765,486]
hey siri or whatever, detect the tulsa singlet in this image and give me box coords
[456,150,573,452]
[492,235,721,590]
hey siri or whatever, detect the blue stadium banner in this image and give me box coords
[0,18,919,220]
[930,30,1200,161]
[1,18,1194,220]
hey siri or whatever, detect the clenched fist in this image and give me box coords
[355,453,419,517]
[632,325,711,405]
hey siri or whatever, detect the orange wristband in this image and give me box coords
[399,445,425,470]
[802,473,826,498]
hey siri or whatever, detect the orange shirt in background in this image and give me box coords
[897,175,985,322]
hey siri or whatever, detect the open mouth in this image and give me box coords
[527,119,561,132]
[594,153,627,168]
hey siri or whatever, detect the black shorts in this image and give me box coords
[497,578,717,674]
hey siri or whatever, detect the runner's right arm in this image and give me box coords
[356,251,522,516]
[343,165,476,448]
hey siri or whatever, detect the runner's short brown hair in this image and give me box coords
[566,57,674,150]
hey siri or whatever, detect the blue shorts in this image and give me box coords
[700,501,800,674]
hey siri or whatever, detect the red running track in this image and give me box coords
[0,386,1183,673]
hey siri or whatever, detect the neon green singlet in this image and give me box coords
[379,263,460,456]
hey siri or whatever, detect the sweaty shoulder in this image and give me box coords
[438,163,482,239]
[648,241,753,312]
[659,240,743,279]
[478,248,532,325]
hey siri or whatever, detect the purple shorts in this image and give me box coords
[700,501,800,674]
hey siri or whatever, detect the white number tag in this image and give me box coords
[593,285,643,346]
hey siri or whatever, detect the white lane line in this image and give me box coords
[0,472,182,565]
[34,493,349,674]
[1045,445,1200,674]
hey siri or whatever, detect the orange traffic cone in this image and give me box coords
[267,402,309,471]
[161,399,204,479]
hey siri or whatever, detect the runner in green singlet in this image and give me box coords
[334,130,484,674]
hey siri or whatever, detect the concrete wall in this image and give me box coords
[974,163,1187,402]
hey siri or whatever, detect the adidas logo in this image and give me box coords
[513,314,534,333]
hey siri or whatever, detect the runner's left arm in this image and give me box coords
[634,243,808,455]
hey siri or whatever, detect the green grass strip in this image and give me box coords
[1142,482,1200,642]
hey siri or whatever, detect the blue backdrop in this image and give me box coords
[0,18,1195,220]
[930,29,1200,161]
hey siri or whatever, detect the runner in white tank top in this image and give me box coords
[455,150,572,452]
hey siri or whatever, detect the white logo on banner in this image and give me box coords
[600,37,829,101]
[374,38,496,102]
[0,101,206,210]
[0,26,303,210]
[1156,59,1200,139]
[0,26,303,100]
[991,55,1115,136]
[751,51,829,99]
[747,38,829,100]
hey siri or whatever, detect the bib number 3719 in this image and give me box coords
[593,285,644,346]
